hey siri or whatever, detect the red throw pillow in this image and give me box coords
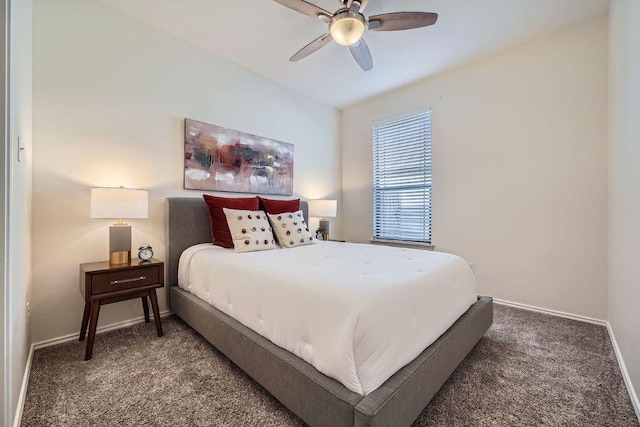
[203,195,259,248]
[259,197,300,215]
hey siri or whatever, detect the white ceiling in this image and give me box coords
[98,0,609,109]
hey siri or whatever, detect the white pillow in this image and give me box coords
[223,208,277,253]
[267,210,316,248]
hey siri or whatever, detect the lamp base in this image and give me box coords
[109,251,130,265]
[319,219,330,240]
[109,224,132,265]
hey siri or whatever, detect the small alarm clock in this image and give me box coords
[138,244,153,261]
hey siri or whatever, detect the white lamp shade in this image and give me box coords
[309,199,337,218]
[90,187,148,219]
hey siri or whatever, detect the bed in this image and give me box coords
[166,197,493,426]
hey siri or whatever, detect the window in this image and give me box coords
[372,110,432,244]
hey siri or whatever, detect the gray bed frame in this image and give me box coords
[166,197,493,426]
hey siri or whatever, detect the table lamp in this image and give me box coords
[309,199,337,240]
[90,187,148,264]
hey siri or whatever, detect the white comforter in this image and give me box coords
[178,241,477,395]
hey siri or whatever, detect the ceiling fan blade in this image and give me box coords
[290,33,333,62]
[368,12,438,31]
[349,38,373,71]
[273,0,333,21]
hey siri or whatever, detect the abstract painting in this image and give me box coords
[184,119,294,195]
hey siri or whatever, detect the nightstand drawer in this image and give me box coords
[91,266,160,295]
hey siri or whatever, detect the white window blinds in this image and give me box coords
[372,110,432,244]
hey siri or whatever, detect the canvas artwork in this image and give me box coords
[184,119,294,195]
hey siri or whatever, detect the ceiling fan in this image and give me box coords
[274,0,438,71]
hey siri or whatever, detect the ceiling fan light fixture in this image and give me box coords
[329,12,366,46]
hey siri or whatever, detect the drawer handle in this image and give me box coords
[110,276,146,285]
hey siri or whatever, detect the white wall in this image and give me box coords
[6,0,32,424]
[31,0,340,343]
[0,0,5,422]
[342,18,608,319]
[0,1,6,420]
[608,0,640,409]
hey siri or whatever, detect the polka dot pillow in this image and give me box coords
[267,210,316,248]
[223,208,277,253]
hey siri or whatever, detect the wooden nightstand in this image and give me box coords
[79,258,164,360]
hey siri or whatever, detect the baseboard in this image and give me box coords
[493,298,607,325]
[494,298,638,421]
[606,323,640,421]
[12,343,35,427]
[33,310,173,350]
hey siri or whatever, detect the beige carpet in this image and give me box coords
[22,305,639,426]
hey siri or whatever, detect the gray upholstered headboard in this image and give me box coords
[165,197,309,289]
